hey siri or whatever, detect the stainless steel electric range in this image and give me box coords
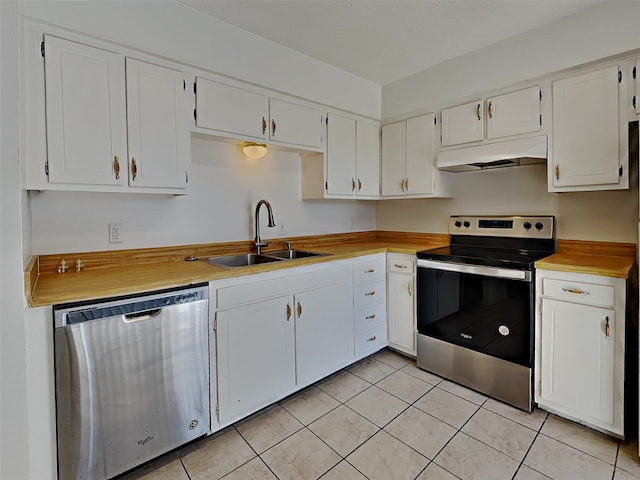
[416,215,555,411]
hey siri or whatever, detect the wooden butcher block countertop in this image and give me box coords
[535,239,636,279]
[25,231,449,307]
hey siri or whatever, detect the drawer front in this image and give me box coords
[353,258,385,285]
[542,278,615,308]
[354,280,386,309]
[355,324,387,357]
[354,303,386,333]
[387,257,415,274]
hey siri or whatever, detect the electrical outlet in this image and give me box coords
[109,223,123,243]
[277,219,287,236]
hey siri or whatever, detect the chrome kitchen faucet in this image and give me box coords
[254,199,275,254]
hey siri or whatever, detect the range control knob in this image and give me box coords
[454,221,462,228]
[535,222,544,230]
[463,221,471,228]
[523,221,532,230]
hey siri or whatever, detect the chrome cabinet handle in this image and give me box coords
[476,103,481,120]
[555,165,560,180]
[562,287,589,295]
[286,303,292,321]
[365,314,376,320]
[394,264,407,269]
[605,316,610,337]
[405,178,409,191]
[358,179,362,191]
[352,178,356,192]
[262,117,267,135]
[400,178,406,192]
[365,291,376,296]
[272,119,277,136]
[364,269,375,273]
[114,155,120,179]
[131,158,137,181]
[297,302,302,317]
[488,101,493,119]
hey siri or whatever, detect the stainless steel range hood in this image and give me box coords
[437,135,547,172]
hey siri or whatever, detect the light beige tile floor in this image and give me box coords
[123,348,640,480]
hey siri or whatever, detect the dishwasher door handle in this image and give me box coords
[123,308,162,323]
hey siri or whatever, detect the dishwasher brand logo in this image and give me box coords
[460,333,472,340]
[137,435,154,446]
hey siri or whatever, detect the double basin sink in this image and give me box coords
[201,249,328,269]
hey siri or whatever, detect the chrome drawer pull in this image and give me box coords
[394,264,407,269]
[365,314,376,320]
[364,269,375,273]
[365,291,376,296]
[605,316,610,337]
[562,287,590,295]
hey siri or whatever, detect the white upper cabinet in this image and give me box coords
[307,112,379,200]
[126,58,190,189]
[269,98,323,149]
[551,66,626,191]
[36,33,190,193]
[486,86,541,139]
[326,113,357,196]
[44,35,127,186]
[194,77,268,140]
[382,113,441,198]
[441,100,484,147]
[355,121,381,198]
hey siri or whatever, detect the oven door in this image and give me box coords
[416,259,534,368]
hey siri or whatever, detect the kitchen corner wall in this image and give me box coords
[29,138,376,254]
[376,165,639,243]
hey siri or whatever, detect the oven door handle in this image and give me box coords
[416,259,532,282]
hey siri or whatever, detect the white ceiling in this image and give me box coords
[176,0,602,86]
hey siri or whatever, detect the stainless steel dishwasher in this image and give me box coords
[54,284,210,480]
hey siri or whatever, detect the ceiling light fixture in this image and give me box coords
[242,142,268,159]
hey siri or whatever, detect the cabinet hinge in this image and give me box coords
[325,181,328,191]
[193,108,197,121]
[183,79,186,91]
[434,116,437,125]
[538,380,542,396]
[325,116,328,126]
[193,81,197,94]
[215,405,219,420]
[185,171,189,183]
[539,90,542,101]
[634,66,637,80]
[618,70,622,84]
[539,115,542,126]
[619,165,623,177]
[634,96,636,110]
[40,41,45,58]
[44,160,49,176]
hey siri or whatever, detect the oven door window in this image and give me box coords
[417,267,533,367]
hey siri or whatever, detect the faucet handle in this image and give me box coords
[285,242,292,251]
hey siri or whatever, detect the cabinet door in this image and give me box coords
[43,35,126,186]
[441,100,484,146]
[295,282,352,386]
[381,121,406,196]
[326,113,356,196]
[269,98,323,149]
[126,58,190,189]
[216,296,295,425]
[387,272,415,354]
[406,114,435,195]
[486,86,540,139]
[356,121,380,198]
[552,66,620,188]
[540,298,615,425]
[195,77,268,140]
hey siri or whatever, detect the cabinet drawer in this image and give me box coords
[354,303,386,333]
[387,257,415,274]
[355,324,387,357]
[354,280,386,309]
[542,278,615,308]
[353,258,385,284]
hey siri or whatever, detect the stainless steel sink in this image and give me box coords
[201,253,283,269]
[264,250,328,260]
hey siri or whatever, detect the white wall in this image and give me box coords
[1,0,31,478]
[382,1,640,120]
[30,138,376,254]
[23,0,381,119]
[377,165,638,243]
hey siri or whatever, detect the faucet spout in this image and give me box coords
[255,199,275,254]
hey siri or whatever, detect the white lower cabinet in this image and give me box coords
[386,254,416,356]
[295,282,352,385]
[216,295,296,426]
[535,269,626,437]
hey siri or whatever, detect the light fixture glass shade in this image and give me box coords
[242,142,268,159]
